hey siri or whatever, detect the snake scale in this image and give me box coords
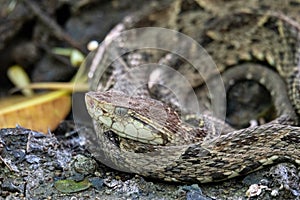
[85,0,300,183]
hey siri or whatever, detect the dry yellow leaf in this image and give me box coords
[0,90,71,133]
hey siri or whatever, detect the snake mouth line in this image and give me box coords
[103,130,159,154]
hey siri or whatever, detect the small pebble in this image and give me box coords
[87,40,99,51]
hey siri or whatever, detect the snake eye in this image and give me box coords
[115,107,128,116]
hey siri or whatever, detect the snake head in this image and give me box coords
[85,90,181,145]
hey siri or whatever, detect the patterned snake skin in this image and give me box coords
[85,0,300,182]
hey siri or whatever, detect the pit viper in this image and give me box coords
[85,0,300,183]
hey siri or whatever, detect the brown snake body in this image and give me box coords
[85,0,300,182]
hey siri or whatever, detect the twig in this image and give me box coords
[22,0,86,53]
[269,11,300,32]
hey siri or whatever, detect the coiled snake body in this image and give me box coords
[85,0,300,182]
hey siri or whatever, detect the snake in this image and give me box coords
[84,0,300,183]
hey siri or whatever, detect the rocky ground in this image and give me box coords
[1,123,299,199]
